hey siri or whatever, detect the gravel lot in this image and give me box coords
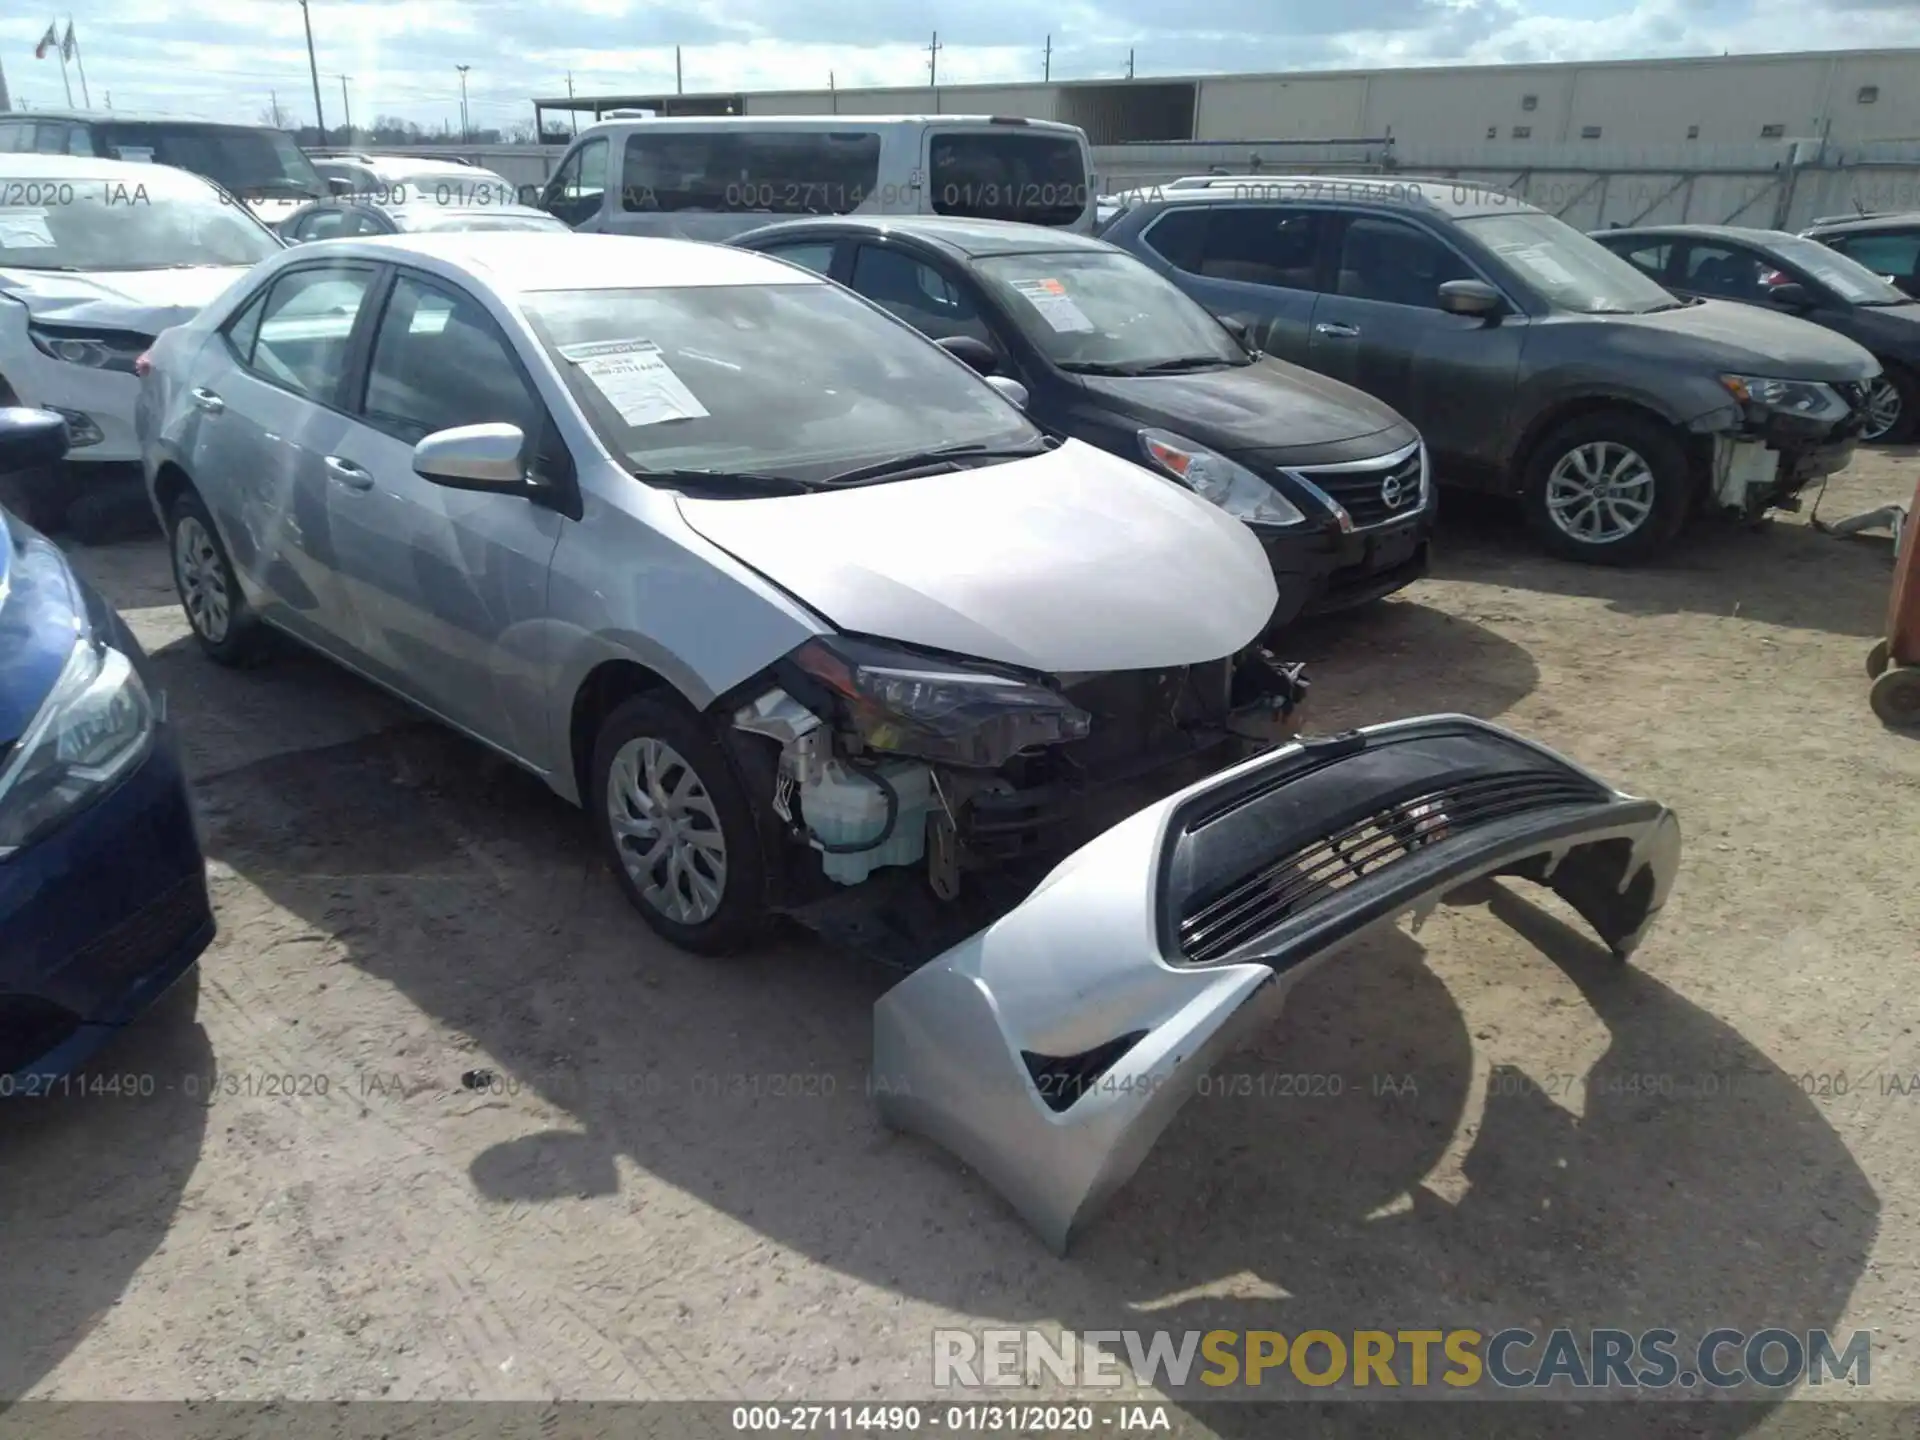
[4,452,1918,1433]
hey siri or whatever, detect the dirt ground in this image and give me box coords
[4,450,1919,1433]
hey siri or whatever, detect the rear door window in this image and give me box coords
[927,131,1087,227]
[1139,207,1210,273]
[1200,207,1327,291]
[621,131,882,215]
[245,264,379,404]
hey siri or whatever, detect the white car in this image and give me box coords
[135,231,1681,1252]
[310,153,523,209]
[0,153,284,531]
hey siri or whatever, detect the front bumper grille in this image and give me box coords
[1177,768,1606,965]
[1285,443,1427,530]
[52,873,212,1001]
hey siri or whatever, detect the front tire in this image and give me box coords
[590,694,771,955]
[1522,411,1693,565]
[167,491,271,667]
[1862,365,1917,445]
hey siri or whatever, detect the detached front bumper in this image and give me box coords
[872,714,1680,1253]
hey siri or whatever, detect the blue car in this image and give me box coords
[1,407,211,1090]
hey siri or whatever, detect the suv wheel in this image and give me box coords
[1862,365,1917,445]
[589,694,770,956]
[167,492,271,666]
[1522,412,1692,565]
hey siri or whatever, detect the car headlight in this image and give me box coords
[0,637,156,857]
[791,636,1091,769]
[1137,428,1307,527]
[27,323,155,375]
[1718,374,1850,424]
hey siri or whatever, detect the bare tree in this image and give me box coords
[259,97,294,128]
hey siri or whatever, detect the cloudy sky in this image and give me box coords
[1,0,1916,133]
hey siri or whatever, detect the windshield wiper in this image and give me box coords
[820,438,1053,486]
[640,467,822,497]
[1059,355,1237,376]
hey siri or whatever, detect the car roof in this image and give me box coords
[1601,223,1806,243]
[1119,173,1538,220]
[307,232,821,292]
[2,109,270,128]
[1804,211,1920,234]
[734,214,1114,259]
[0,151,219,190]
[325,155,506,177]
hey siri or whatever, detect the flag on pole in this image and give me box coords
[34,22,59,59]
[60,21,76,62]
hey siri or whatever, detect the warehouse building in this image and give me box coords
[536,46,1920,157]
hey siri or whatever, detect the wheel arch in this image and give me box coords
[1509,392,1707,493]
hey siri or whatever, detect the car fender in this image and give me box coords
[1504,372,1738,473]
[873,714,1682,1254]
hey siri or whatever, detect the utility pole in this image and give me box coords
[270,88,280,126]
[456,64,471,143]
[298,0,326,140]
[675,46,683,95]
[1044,35,1051,82]
[928,31,941,87]
[338,73,351,142]
[1126,49,1135,80]
[565,70,578,136]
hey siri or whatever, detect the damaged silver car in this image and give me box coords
[137,232,1682,1250]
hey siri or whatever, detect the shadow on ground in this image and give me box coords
[168,678,1878,1435]
[0,1010,212,1400]
[1429,489,1895,639]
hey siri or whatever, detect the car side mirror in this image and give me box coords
[938,334,999,375]
[985,376,1029,411]
[0,407,70,474]
[1767,282,1811,309]
[412,423,529,491]
[1219,315,1249,341]
[1438,279,1505,318]
[327,177,354,196]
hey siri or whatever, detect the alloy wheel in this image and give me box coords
[1861,376,1903,443]
[607,736,728,925]
[174,515,231,643]
[1545,441,1657,545]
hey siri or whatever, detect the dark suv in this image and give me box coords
[1100,176,1881,564]
[1802,212,1920,300]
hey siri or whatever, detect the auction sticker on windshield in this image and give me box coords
[1496,241,1578,288]
[1011,277,1096,334]
[559,339,711,428]
[0,209,55,248]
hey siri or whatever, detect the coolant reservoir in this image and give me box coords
[801,759,932,885]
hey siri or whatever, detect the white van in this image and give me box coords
[533,114,1097,240]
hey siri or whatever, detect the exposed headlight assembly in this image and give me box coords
[1137,428,1307,527]
[1719,374,1850,424]
[0,635,156,857]
[791,636,1091,769]
[28,323,155,375]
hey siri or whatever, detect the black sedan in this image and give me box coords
[1594,223,1920,443]
[1,409,211,1087]
[280,197,569,243]
[730,216,1435,630]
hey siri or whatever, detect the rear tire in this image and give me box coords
[1870,665,1920,729]
[1522,411,1693,565]
[1868,638,1891,679]
[589,694,771,956]
[166,491,271,667]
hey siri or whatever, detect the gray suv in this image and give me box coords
[1100,176,1881,563]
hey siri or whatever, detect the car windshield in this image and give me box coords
[521,282,1040,484]
[975,248,1246,372]
[1462,211,1680,313]
[95,123,326,200]
[0,173,283,270]
[1762,233,1908,305]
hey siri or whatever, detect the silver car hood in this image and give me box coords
[874,715,1683,1253]
[675,439,1279,672]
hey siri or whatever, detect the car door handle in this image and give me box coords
[324,456,375,491]
[1314,322,1361,339]
[189,387,225,414]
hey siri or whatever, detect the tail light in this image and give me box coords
[133,351,152,378]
